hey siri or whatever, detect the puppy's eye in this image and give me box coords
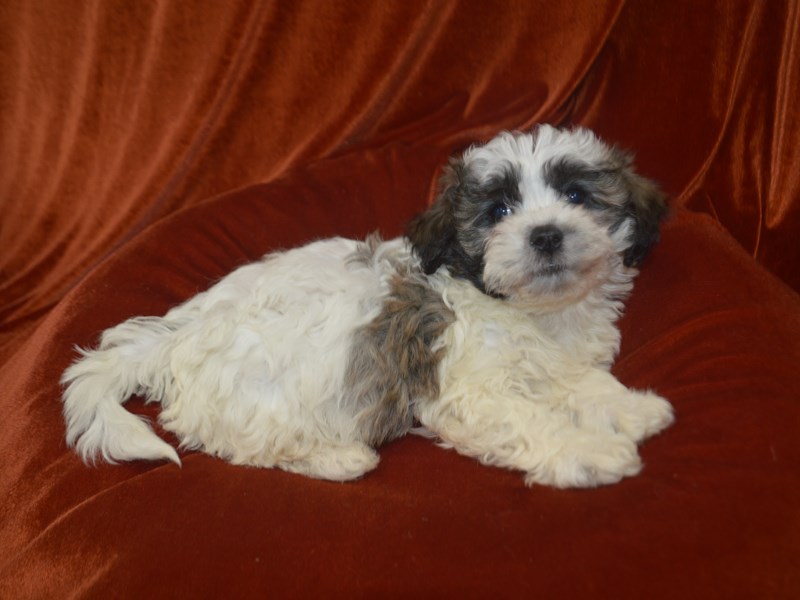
[565,188,588,205]
[491,203,512,222]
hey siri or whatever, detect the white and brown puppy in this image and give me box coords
[62,125,673,488]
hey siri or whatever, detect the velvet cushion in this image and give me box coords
[1,143,799,597]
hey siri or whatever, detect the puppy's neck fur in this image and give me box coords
[525,264,636,368]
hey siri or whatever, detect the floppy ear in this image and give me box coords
[405,159,462,275]
[621,170,669,267]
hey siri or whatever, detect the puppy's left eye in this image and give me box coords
[565,188,588,205]
[491,203,512,222]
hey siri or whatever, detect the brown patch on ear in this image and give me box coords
[606,147,668,267]
[405,159,463,275]
[343,269,454,446]
[405,159,488,291]
[622,170,668,267]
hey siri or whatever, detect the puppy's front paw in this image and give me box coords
[525,431,642,488]
[622,390,674,441]
[573,390,674,443]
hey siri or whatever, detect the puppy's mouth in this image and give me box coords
[534,262,568,278]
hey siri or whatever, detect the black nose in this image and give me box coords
[529,225,564,254]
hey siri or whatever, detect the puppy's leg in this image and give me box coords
[160,369,382,482]
[567,369,674,443]
[416,394,642,488]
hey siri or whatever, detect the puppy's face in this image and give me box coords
[407,125,667,310]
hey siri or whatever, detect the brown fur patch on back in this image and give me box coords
[344,267,454,447]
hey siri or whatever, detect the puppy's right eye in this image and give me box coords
[491,203,512,222]
[566,188,588,205]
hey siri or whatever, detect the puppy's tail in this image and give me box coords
[61,317,181,466]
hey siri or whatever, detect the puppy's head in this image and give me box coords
[406,125,667,309]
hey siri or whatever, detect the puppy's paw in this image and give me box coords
[619,390,674,441]
[525,431,642,488]
[573,390,674,443]
[280,442,380,482]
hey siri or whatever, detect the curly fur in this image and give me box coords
[62,125,673,487]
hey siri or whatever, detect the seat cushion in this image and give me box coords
[1,143,798,597]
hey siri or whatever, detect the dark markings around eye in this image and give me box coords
[543,157,626,210]
[473,162,522,227]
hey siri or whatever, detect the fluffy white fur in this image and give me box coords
[62,125,674,487]
[417,275,670,487]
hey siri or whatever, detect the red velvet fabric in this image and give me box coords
[1,1,798,597]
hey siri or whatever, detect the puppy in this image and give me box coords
[62,125,674,488]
